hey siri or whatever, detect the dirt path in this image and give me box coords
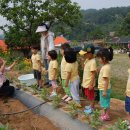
[0,98,60,130]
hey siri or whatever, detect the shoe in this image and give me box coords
[44,82,49,86]
[50,92,57,97]
[84,107,93,114]
[85,105,91,109]
[37,87,42,91]
[99,113,111,121]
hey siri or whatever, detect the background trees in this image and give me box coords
[0,0,81,48]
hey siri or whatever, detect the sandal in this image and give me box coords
[84,107,93,114]
[64,97,72,104]
[99,114,111,121]
[62,95,68,101]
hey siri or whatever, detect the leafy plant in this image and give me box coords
[31,84,38,95]
[40,88,49,101]
[107,118,128,130]
[89,109,101,128]
[52,94,62,109]
[68,102,78,119]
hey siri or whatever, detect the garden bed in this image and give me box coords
[0,98,59,130]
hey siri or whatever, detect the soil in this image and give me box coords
[0,98,60,130]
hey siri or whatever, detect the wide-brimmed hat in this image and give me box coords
[79,44,95,55]
[36,26,47,33]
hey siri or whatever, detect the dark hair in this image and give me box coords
[40,22,50,30]
[128,53,130,58]
[97,47,113,61]
[48,50,57,60]
[31,45,40,50]
[64,48,77,63]
[61,43,70,51]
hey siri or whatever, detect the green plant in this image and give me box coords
[68,102,78,119]
[0,123,17,130]
[52,94,62,109]
[40,88,49,101]
[31,84,38,95]
[89,109,101,128]
[107,118,128,130]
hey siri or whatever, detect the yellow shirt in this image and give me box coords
[61,56,67,79]
[98,64,111,90]
[48,60,58,80]
[126,69,130,97]
[82,58,97,88]
[65,62,79,82]
[31,53,41,70]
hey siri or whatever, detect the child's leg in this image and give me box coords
[70,78,80,104]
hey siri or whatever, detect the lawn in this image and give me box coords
[111,54,130,100]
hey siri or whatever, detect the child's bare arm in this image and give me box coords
[89,71,96,90]
[0,60,6,72]
[37,60,42,71]
[52,68,57,80]
[103,77,109,97]
[8,60,17,70]
[65,72,71,87]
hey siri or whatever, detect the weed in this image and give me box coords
[68,102,78,119]
[52,94,62,109]
[107,118,128,130]
[40,88,49,101]
[89,109,101,128]
[31,84,38,95]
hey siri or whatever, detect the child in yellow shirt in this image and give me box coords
[97,47,113,121]
[60,44,72,102]
[31,46,42,89]
[48,50,58,97]
[79,44,97,114]
[125,53,130,128]
[65,48,80,104]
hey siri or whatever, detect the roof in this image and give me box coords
[54,36,69,46]
[108,37,130,44]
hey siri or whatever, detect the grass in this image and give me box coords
[111,54,129,100]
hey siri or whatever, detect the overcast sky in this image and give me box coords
[72,0,130,9]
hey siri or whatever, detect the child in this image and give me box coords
[97,47,113,121]
[124,53,130,128]
[0,58,16,97]
[31,46,42,89]
[79,44,97,114]
[60,43,72,102]
[65,48,80,104]
[48,50,58,97]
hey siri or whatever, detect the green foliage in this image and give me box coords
[0,0,81,48]
[52,94,62,109]
[31,84,38,95]
[0,123,17,130]
[119,12,130,36]
[90,109,101,128]
[40,88,49,101]
[68,102,78,119]
[107,118,128,130]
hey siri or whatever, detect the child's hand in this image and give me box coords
[103,91,107,97]
[88,86,93,90]
[2,59,6,64]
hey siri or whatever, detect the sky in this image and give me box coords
[71,0,130,10]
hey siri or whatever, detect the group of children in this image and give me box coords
[31,43,130,123]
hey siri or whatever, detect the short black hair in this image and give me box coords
[64,48,77,63]
[61,43,70,51]
[97,47,113,61]
[48,50,57,60]
[31,45,40,50]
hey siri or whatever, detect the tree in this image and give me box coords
[119,12,130,36]
[0,0,81,48]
